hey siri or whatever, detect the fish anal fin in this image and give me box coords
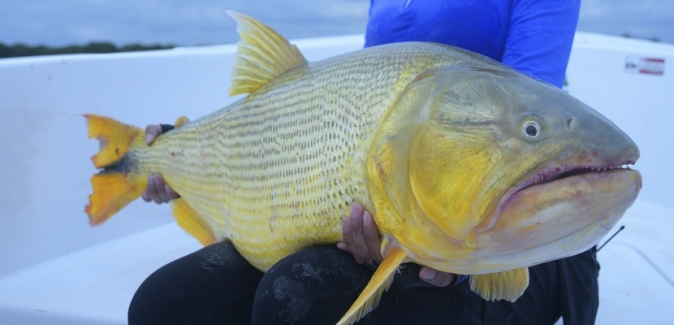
[226,11,307,96]
[469,267,529,302]
[171,198,216,246]
[85,114,141,168]
[174,116,190,128]
[336,247,407,325]
[86,173,145,226]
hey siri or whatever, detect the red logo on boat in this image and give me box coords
[625,56,665,76]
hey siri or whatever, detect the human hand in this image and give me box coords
[338,202,383,265]
[418,266,455,287]
[144,124,163,145]
[142,174,180,204]
[337,202,456,287]
[141,124,180,204]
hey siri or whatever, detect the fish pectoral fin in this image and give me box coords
[226,11,307,97]
[85,114,142,168]
[171,198,216,246]
[174,116,190,128]
[469,267,529,302]
[336,247,407,325]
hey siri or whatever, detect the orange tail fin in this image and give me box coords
[85,114,142,168]
[84,115,146,226]
[86,173,146,226]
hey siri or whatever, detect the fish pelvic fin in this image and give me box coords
[226,11,307,97]
[84,114,147,226]
[336,247,407,325]
[171,198,216,246]
[469,267,529,302]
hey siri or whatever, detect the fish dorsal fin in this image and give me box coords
[469,267,529,302]
[336,246,407,325]
[226,11,307,96]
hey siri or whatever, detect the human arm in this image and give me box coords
[338,202,457,287]
[501,0,581,87]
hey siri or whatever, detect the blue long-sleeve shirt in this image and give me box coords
[364,0,580,88]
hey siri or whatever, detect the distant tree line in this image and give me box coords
[621,33,661,43]
[0,42,175,59]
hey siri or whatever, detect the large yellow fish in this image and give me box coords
[84,12,641,324]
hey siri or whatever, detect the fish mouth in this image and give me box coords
[477,159,640,233]
[461,160,641,267]
[416,163,641,273]
[518,162,638,193]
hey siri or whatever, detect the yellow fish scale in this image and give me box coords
[129,43,464,271]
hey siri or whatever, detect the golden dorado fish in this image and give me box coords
[84,12,641,324]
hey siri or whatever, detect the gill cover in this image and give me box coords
[369,66,515,243]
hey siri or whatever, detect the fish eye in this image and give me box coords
[522,120,541,139]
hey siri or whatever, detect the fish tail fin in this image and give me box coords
[85,114,143,168]
[84,114,146,226]
[85,173,146,226]
[336,247,407,325]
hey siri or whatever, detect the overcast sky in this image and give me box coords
[1,0,673,47]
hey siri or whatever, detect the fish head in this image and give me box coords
[370,64,641,273]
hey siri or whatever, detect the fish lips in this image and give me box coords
[472,168,642,261]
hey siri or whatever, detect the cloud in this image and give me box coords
[0,0,671,47]
[578,0,674,42]
[0,0,369,47]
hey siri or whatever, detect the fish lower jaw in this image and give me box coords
[510,214,623,270]
[598,215,614,230]
[381,157,639,275]
[434,169,641,274]
[426,216,621,276]
[481,165,640,234]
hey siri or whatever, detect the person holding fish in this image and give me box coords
[128,1,605,324]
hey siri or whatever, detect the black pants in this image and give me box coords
[128,243,599,325]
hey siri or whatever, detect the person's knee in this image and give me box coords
[252,246,372,325]
[128,241,262,324]
[128,260,186,324]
